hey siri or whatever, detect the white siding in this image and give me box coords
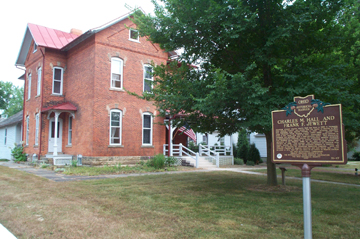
[250,132,267,158]
[0,123,22,160]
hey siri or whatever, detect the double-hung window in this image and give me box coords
[143,65,153,93]
[68,116,73,145]
[37,67,41,96]
[111,58,123,89]
[110,110,122,145]
[35,113,39,145]
[52,67,63,95]
[27,73,31,100]
[26,116,29,146]
[142,113,152,145]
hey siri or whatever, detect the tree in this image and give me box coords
[236,129,249,163]
[0,81,24,117]
[131,0,360,185]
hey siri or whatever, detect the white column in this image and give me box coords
[53,111,60,156]
[230,134,233,156]
[303,176,312,239]
[170,120,173,156]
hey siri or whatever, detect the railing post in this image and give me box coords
[216,153,219,168]
[179,143,183,156]
[230,144,233,156]
[163,144,166,155]
[199,144,202,156]
[196,153,199,168]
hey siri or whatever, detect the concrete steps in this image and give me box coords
[181,156,217,169]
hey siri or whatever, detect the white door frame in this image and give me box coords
[48,117,63,154]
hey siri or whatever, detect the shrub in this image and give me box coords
[351,152,360,161]
[71,160,78,167]
[234,158,244,165]
[247,143,261,164]
[239,144,249,163]
[11,144,27,162]
[147,154,165,169]
[246,160,255,166]
[188,141,198,153]
[165,156,177,167]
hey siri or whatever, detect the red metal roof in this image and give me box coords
[42,102,77,112]
[28,23,79,49]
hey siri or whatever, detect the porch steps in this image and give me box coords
[45,153,74,166]
[181,156,217,169]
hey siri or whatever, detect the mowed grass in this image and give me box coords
[0,166,359,238]
[62,164,183,176]
[255,167,360,185]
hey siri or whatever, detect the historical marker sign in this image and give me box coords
[272,95,347,165]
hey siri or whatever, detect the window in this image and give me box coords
[27,73,31,100]
[110,110,122,145]
[129,29,139,42]
[68,116,73,145]
[35,113,39,145]
[26,116,29,145]
[4,128,7,145]
[52,67,63,95]
[142,113,152,145]
[220,137,225,145]
[33,42,37,52]
[143,65,153,93]
[110,58,123,89]
[37,67,41,96]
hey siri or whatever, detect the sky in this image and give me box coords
[0,0,155,88]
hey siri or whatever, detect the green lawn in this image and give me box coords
[1,166,359,238]
[254,166,360,185]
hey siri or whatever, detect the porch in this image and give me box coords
[163,143,234,168]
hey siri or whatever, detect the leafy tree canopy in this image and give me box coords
[131,0,360,185]
[0,81,24,117]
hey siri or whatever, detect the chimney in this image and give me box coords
[70,28,82,36]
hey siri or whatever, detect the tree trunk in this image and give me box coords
[265,131,277,186]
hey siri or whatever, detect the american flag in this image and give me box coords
[178,126,197,143]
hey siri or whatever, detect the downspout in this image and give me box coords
[38,47,45,159]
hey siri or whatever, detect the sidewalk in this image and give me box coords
[1,161,359,187]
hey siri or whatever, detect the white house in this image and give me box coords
[196,131,267,158]
[0,111,23,160]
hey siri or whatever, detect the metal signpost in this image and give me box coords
[271,95,347,239]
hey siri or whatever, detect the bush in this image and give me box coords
[146,154,165,169]
[165,156,177,167]
[239,144,249,163]
[234,158,244,165]
[351,152,360,161]
[246,160,255,166]
[247,143,261,164]
[11,144,27,162]
[188,141,198,153]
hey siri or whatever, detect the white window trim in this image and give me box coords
[33,43,37,53]
[35,113,39,145]
[68,116,73,145]
[110,58,123,90]
[109,109,122,145]
[37,67,42,96]
[26,116,29,146]
[27,73,31,100]
[129,29,140,42]
[52,67,63,95]
[142,112,153,146]
[143,64,153,93]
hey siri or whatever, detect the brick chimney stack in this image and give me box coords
[70,28,82,36]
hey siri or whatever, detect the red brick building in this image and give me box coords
[15,12,185,165]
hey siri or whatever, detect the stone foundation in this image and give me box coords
[82,156,149,166]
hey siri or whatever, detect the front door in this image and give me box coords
[48,118,63,153]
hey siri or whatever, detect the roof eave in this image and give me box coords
[15,26,33,67]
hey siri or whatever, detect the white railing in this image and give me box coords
[163,143,199,168]
[199,144,219,167]
[199,144,232,156]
